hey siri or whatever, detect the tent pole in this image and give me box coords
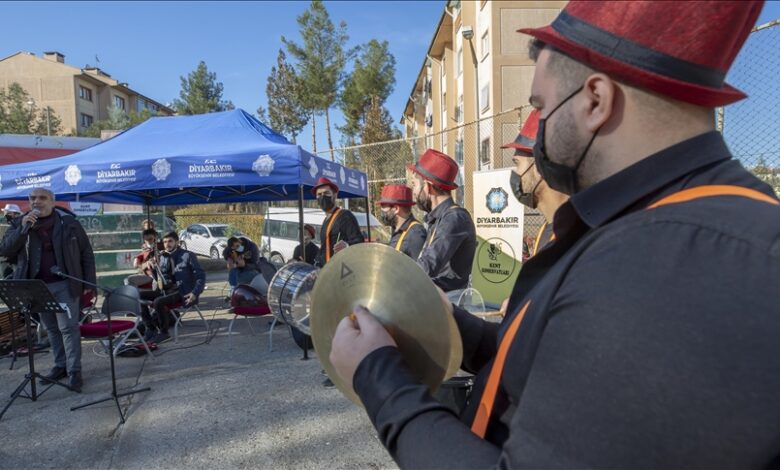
[365,198,371,242]
[297,184,310,361]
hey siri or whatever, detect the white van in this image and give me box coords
[260,207,387,267]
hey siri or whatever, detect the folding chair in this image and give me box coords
[226,276,274,350]
[170,300,209,344]
[80,285,152,358]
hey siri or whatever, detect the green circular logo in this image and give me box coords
[477,237,517,284]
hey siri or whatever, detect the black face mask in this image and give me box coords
[509,162,541,208]
[5,215,14,223]
[317,195,334,212]
[415,186,432,213]
[533,85,600,195]
[378,209,397,227]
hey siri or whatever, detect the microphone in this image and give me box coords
[21,208,41,235]
[51,265,65,278]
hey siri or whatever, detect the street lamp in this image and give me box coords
[25,98,51,135]
[462,25,482,170]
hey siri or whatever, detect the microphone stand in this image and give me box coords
[53,268,151,424]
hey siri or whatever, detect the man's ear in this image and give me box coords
[582,73,617,133]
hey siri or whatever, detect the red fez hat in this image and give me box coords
[501,109,540,156]
[311,176,339,196]
[519,0,763,107]
[377,184,415,206]
[406,149,459,191]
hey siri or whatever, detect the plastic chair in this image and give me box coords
[227,276,275,350]
[80,285,152,358]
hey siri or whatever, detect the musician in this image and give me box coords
[133,229,167,341]
[410,149,476,292]
[148,231,205,344]
[331,1,780,467]
[222,236,261,292]
[312,177,363,268]
[1,204,23,278]
[377,184,427,260]
[0,188,95,393]
[292,224,319,265]
[501,109,568,256]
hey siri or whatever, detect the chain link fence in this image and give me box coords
[319,106,546,244]
[722,19,780,195]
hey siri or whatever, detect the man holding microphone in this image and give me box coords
[0,188,96,393]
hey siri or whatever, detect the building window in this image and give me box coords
[114,95,125,110]
[148,102,158,112]
[80,113,94,128]
[79,86,92,102]
[481,138,491,166]
[455,138,464,165]
[481,31,489,60]
[480,84,490,112]
[137,98,146,112]
[457,95,463,123]
[457,47,463,76]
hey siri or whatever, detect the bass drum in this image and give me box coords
[267,262,318,349]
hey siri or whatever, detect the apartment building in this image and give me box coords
[0,51,174,136]
[401,0,565,206]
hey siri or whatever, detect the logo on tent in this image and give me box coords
[308,157,318,179]
[64,165,82,186]
[252,155,275,177]
[339,167,346,185]
[152,159,171,181]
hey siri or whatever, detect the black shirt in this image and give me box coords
[416,198,477,292]
[353,132,780,468]
[387,216,427,260]
[293,241,319,265]
[314,207,364,267]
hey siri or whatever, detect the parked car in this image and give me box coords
[178,223,249,259]
[260,207,386,268]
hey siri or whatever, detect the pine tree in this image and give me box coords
[282,0,351,159]
[173,61,230,115]
[340,39,396,140]
[264,50,309,143]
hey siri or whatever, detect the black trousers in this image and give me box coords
[146,290,182,334]
[139,289,161,330]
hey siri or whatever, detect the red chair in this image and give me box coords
[227,284,274,350]
[79,290,99,324]
[80,285,152,358]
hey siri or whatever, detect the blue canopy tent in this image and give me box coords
[0,109,371,242]
[0,109,367,205]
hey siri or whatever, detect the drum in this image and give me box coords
[267,262,318,336]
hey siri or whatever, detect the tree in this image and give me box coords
[82,106,158,138]
[339,39,396,140]
[263,49,309,143]
[283,0,351,159]
[0,83,63,135]
[173,61,230,115]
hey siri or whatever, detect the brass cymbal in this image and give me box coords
[310,243,463,406]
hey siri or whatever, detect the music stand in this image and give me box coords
[0,279,71,421]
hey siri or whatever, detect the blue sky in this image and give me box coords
[0,1,442,149]
[1,1,778,158]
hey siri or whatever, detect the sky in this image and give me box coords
[0,1,442,151]
[1,1,778,160]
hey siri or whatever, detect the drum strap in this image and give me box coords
[394,221,420,252]
[470,185,779,439]
[325,207,342,262]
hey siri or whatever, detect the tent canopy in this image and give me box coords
[0,109,367,205]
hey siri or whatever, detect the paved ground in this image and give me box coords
[0,278,397,469]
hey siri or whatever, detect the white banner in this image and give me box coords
[470,169,524,304]
[68,202,102,216]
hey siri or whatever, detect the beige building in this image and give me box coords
[401,0,565,207]
[0,51,173,136]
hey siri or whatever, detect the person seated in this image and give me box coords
[292,224,319,265]
[223,236,261,293]
[133,229,166,340]
[146,231,205,344]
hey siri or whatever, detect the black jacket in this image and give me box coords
[353,132,780,468]
[1,208,96,299]
[159,247,205,298]
[388,216,427,260]
[293,241,319,265]
[416,199,476,291]
[221,236,261,272]
[314,207,364,267]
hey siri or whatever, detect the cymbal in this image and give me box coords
[310,243,463,406]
